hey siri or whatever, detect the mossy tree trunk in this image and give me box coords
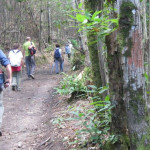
[84,0,102,88]
[106,1,150,149]
[75,0,91,67]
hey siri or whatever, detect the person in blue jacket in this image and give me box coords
[0,50,12,136]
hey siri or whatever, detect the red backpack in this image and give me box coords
[28,42,36,56]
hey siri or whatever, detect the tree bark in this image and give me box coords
[74,0,91,66]
[105,1,150,149]
[47,1,51,44]
[84,0,102,88]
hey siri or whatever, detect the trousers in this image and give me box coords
[55,58,64,73]
[12,71,21,89]
[0,91,4,129]
[25,56,35,77]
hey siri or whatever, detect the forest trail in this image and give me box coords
[0,61,69,150]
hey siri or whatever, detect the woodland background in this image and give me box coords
[1,0,150,150]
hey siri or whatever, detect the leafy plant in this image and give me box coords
[55,67,93,98]
[68,87,117,149]
[54,85,117,149]
[52,117,65,128]
[55,73,87,97]
[45,45,53,52]
[69,2,118,40]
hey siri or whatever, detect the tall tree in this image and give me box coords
[84,0,102,88]
[106,0,150,149]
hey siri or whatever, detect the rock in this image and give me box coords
[17,142,23,148]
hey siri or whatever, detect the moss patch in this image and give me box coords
[137,128,150,150]
[118,2,136,56]
[104,134,130,150]
[119,2,136,39]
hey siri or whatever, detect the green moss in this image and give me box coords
[117,33,124,50]
[84,0,99,14]
[118,2,136,56]
[104,134,130,150]
[137,128,150,150]
[123,50,131,57]
[119,2,136,39]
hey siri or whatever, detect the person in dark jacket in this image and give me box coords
[0,50,12,136]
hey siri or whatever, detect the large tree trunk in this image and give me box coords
[106,1,150,149]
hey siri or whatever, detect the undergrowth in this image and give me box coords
[54,71,117,149]
[55,67,92,99]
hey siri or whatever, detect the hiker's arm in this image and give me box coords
[62,50,64,61]
[22,44,26,58]
[21,56,24,67]
[23,50,25,57]
[5,64,12,88]
[0,50,12,87]
[53,51,55,62]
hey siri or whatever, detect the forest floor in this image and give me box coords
[0,58,82,150]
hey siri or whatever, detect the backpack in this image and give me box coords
[54,48,61,59]
[28,42,36,56]
[65,45,70,54]
[9,50,22,67]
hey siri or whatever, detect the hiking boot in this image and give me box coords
[30,74,35,79]
[17,87,21,91]
[12,85,16,91]
[0,131,2,136]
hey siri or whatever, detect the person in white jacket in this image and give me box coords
[8,43,23,91]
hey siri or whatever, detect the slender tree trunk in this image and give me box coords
[84,0,102,88]
[47,1,51,44]
[75,0,90,66]
[97,0,107,88]
[39,0,42,51]
[148,0,150,105]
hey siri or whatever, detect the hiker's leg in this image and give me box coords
[30,56,35,75]
[60,59,63,72]
[25,56,31,77]
[16,71,21,90]
[55,59,59,74]
[12,72,17,86]
[62,61,64,72]
[68,53,71,59]
[0,91,4,129]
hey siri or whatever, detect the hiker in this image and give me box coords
[0,50,12,136]
[23,37,36,79]
[54,44,64,74]
[65,40,73,59]
[8,43,23,91]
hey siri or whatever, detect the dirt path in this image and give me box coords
[0,63,69,150]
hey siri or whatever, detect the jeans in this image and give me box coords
[12,71,21,89]
[25,56,35,77]
[0,91,4,129]
[55,58,64,73]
